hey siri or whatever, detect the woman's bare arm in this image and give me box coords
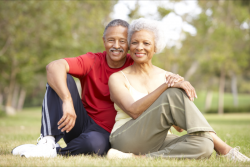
[109,72,196,120]
[109,72,169,119]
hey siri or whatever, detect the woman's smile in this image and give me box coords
[135,53,146,57]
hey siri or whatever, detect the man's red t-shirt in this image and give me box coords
[64,51,133,133]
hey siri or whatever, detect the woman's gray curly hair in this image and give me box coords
[128,18,167,54]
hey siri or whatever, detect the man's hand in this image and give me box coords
[173,125,184,133]
[172,81,197,101]
[58,99,77,133]
[165,73,184,87]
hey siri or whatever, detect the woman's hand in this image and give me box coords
[172,81,197,101]
[165,73,184,87]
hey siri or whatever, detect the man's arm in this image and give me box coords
[46,59,76,133]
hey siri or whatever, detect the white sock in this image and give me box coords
[43,135,55,143]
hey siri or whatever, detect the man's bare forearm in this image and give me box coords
[46,59,71,102]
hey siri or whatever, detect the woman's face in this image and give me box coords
[130,30,155,63]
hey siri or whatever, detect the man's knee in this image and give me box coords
[65,74,80,95]
[66,74,74,83]
[80,132,110,155]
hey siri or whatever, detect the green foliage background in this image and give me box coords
[0,0,249,112]
[0,0,117,107]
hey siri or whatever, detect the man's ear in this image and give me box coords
[102,37,105,44]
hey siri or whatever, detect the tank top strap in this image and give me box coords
[120,71,131,87]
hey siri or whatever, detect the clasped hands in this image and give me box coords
[165,72,197,101]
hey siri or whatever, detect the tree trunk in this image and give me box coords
[171,63,179,74]
[17,88,26,111]
[184,61,199,81]
[12,84,19,109]
[5,63,17,115]
[0,93,3,111]
[0,36,11,57]
[205,90,213,111]
[218,68,225,114]
[171,49,179,74]
[5,78,16,115]
[231,71,238,107]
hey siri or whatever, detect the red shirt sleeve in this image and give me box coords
[64,52,96,78]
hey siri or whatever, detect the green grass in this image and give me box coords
[0,108,250,166]
[194,92,250,113]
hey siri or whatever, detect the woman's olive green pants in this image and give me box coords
[110,88,215,159]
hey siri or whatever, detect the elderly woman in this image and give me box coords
[107,18,250,161]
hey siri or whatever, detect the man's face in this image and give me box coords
[103,26,129,67]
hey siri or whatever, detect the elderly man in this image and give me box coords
[12,19,184,158]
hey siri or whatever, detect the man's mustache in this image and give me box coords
[109,48,124,52]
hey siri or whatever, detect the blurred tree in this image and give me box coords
[196,0,249,114]
[173,0,249,113]
[127,0,142,22]
[0,0,117,114]
[156,1,198,76]
[157,7,171,18]
[154,0,249,113]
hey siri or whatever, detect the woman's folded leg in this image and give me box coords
[147,132,214,159]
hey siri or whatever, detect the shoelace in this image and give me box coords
[231,147,241,159]
[36,134,48,145]
[36,134,43,144]
[36,134,57,149]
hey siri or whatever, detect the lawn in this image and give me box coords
[0,107,250,166]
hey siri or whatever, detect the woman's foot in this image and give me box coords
[217,147,250,162]
[107,148,134,159]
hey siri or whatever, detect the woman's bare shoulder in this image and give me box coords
[153,66,168,75]
[109,71,123,81]
[120,66,132,73]
[109,66,131,83]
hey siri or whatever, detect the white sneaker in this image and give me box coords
[107,148,133,159]
[55,143,60,148]
[11,144,36,155]
[217,147,250,162]
[21,136,57,158]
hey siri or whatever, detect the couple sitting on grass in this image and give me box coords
[12,18,249,162]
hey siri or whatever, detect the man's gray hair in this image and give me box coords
[128,18,167,54]
[103,19,129,39]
